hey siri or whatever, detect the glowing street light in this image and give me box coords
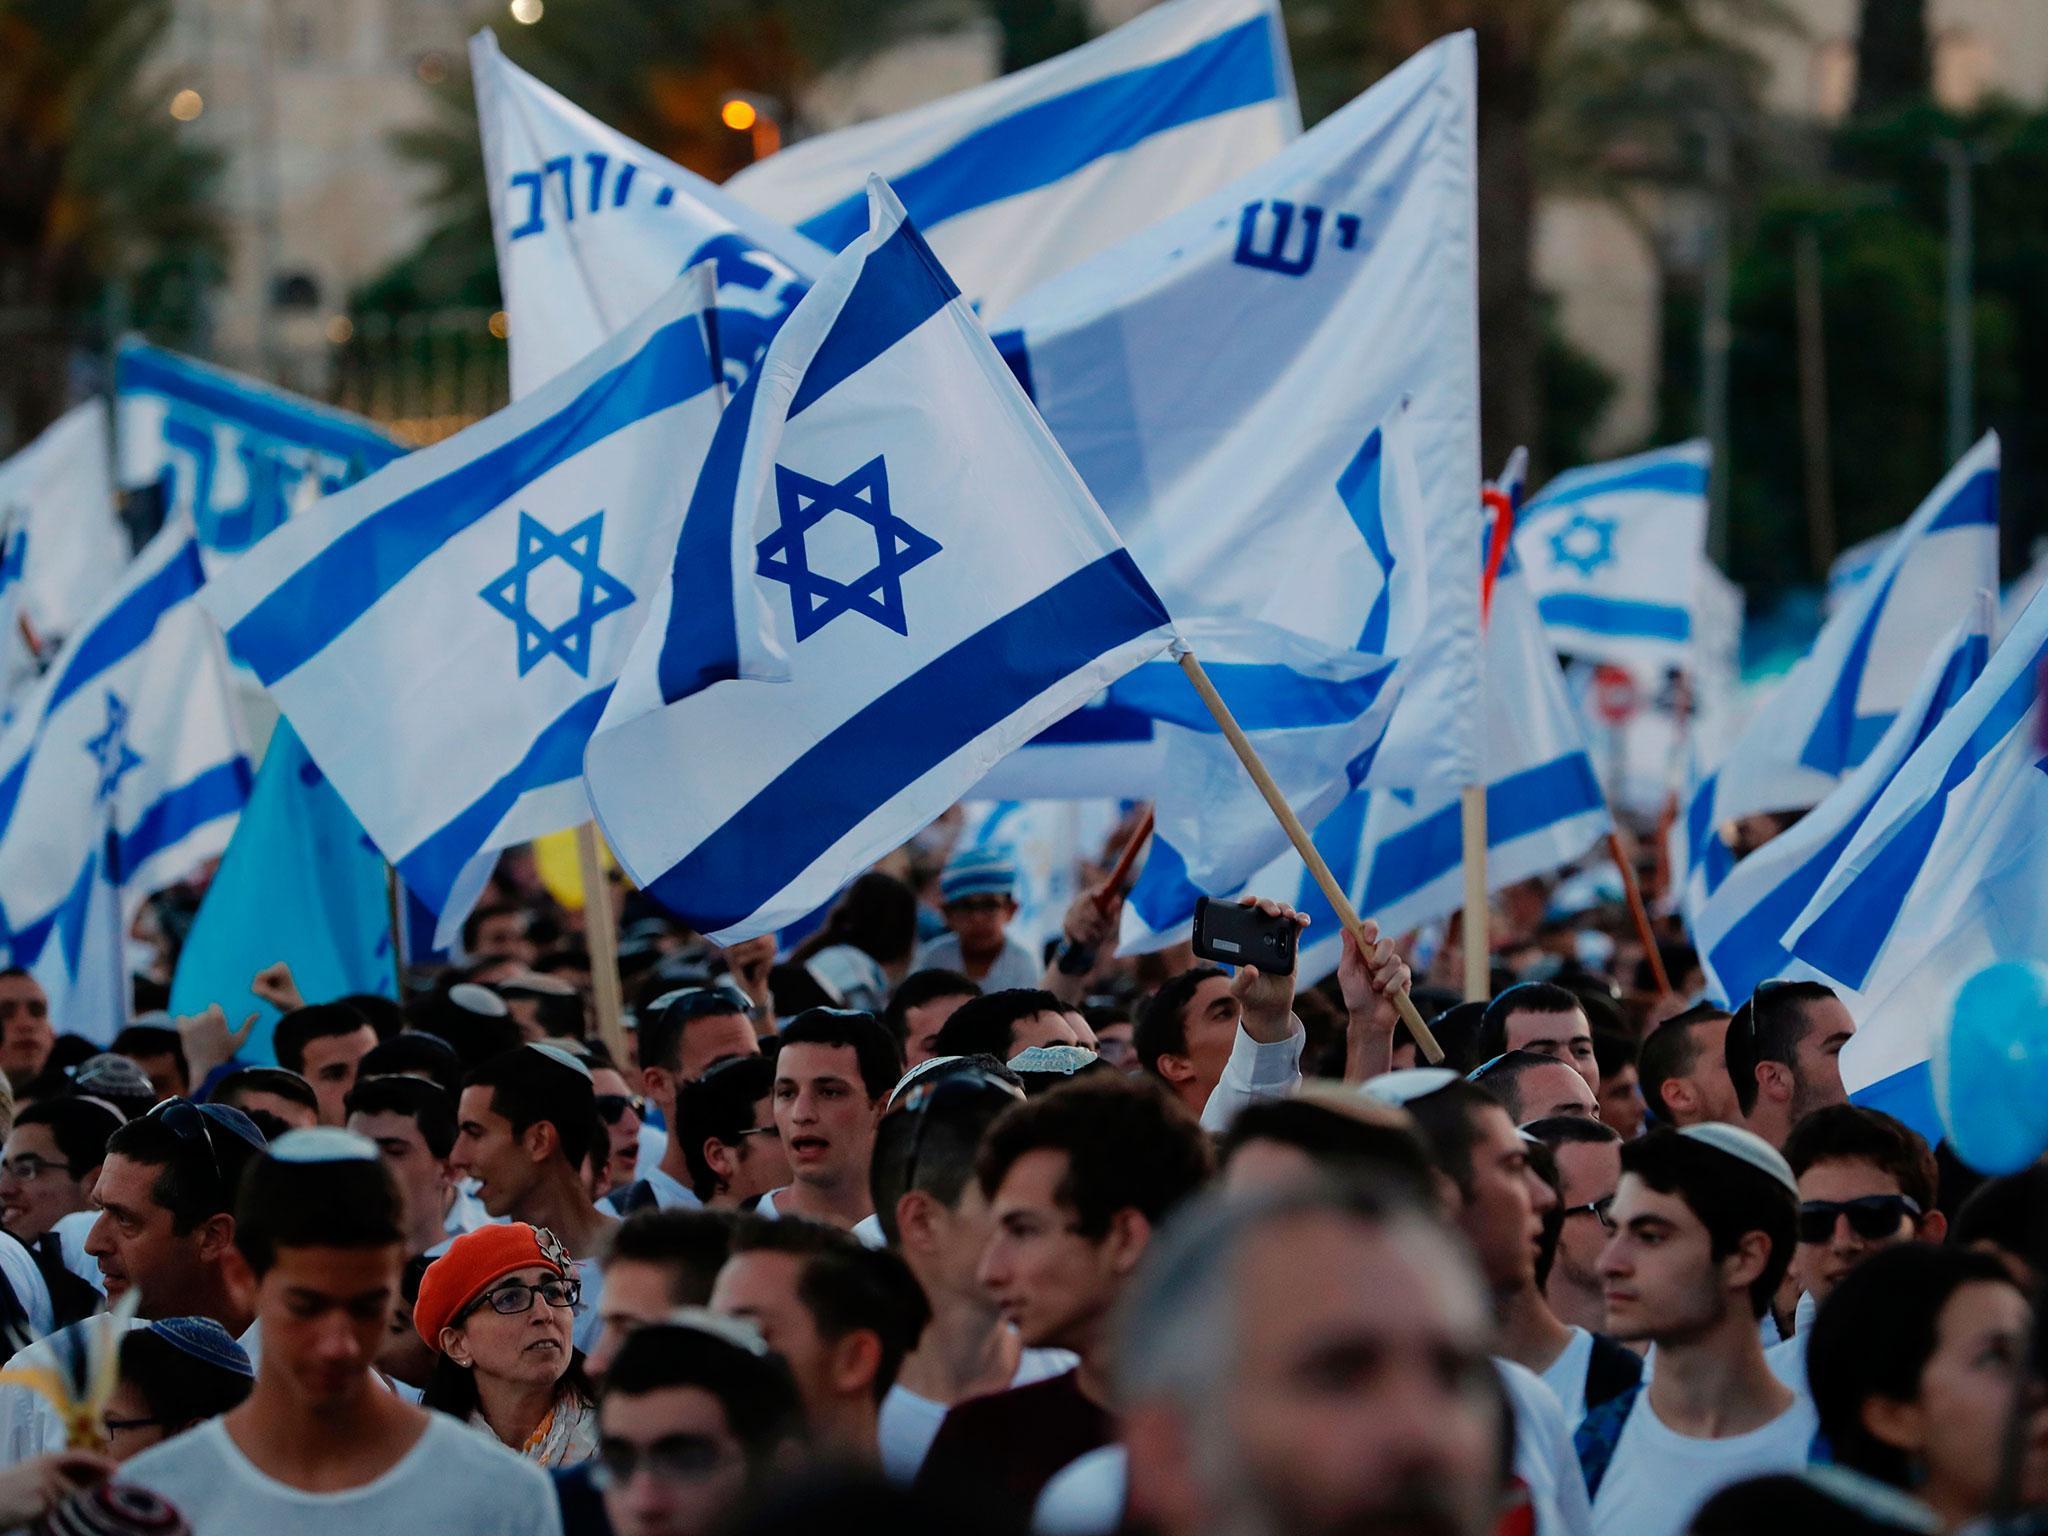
[720,93,780,160]
[509,0,543,24]
[169,88,204,122]
[720,97,758,132]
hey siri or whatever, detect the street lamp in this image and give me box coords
[721,92,782,160]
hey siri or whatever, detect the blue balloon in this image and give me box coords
[1935,960,2048,1175]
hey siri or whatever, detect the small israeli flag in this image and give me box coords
[1513,440,1710,672]
[585,179,1178,941]
[0,520,250,1040]
[203,269,727,946]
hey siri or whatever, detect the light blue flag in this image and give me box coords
[1689,593,1995,1007]
[0,519,250,1041]
[1514,440,1710,671]
[203,269,727,947]
[1676,433,2000,922]
[1773,581,2048,1141]
[585,179,1178,941]
[168,720,395,1064]
[115,343,408,567]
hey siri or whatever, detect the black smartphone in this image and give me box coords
[1191,897,1297,974]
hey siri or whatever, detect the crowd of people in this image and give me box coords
[0,835,2036,1536]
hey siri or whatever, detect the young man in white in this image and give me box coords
[757,1008,901,1240]
[1580,1123,1815,1536]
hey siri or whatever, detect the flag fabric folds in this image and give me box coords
[203,271,727,948]
[168,719,397,1065]
[115,343,407,568]
[0,520,249,1041]
[726,0,1298,319]
[983,30,1483,801]
[1513,440,1710,672]
[585,179,1177,943]
[471,29,830,398]
[1676,433,2000,918]
[1689,593,1995,1007]
[1775,582,2048,1141]
[0,399,128,656]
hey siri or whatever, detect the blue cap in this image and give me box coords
[146,1316,253,1378]
[940,847,1018,904]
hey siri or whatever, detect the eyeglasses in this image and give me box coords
[146,1099,265,1193]
[0,1154,76,1181]
[1560,1194,1617,1233]
[896,1068,1025,1196]
[734,1124,779,1141]
[1797,1194,1921,1245]
[592,1434,736,1489]
[594,1094,645,1126]
[466,1277,581,1320]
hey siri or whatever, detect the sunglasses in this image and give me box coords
[1560,1194,1617,1233]
[654,986,754,1022]
[146,1099,265,1192]
[595,1094,645,1126]
[593,1434,735,1489]
[1797,1194,1921,1245]
[465,1276,581,1320]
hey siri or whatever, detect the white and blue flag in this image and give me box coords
[585,179,1178,941]
[471,29,829,398]
[1690,592,1995,1007]
[203,270,727,946]
[0,398,128,657]
[116,342,408,567]
[0,520,249,1040]
[1774,581,2048,1140]
[1677,433,2000,916]
[1514,440,1710,672]
[980,30,1484,801]
[727,0,1298,319]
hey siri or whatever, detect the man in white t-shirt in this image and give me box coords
[121,1128,560,1536]
[616,987,765,1213]
[1578,1123,1816,1536]
[755,1009,902,1233]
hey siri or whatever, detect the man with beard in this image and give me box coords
[1722,982,1856,1150]
[1117,1181,1508,1536]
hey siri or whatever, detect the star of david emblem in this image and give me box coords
[479,512,635,678]
[1548,512,1618,578]
[84,692,144,804]
[756,457,941,641]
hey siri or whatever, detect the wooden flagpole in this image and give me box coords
[1608,827,1672,996]
[1176,651,1442,1063]
[1460,786,1488,1002]
[1094,807,1153,914]
[575,823,630,1065]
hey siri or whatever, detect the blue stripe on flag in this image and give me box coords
[1520,458,1709,517]
[1108,659,1395,733]
[1927,468,1998,532]
[1335,428,1394,653]
[1851,1060,1940,1146]
[1362,755,1604,913]
[795,17,1282,252]
[1792,644,2046,987]
[658,370,760,705]
[119,347,403,466]
[1128,830,1205,934]
[114,760,253,880]
[644,553,1168,930]
[1026,698,1157,745]
[396,685,615,917]
[788,217,961,419]
[1537,593,1691,642]
[228,318,715,686]
[1293,788,1372,938]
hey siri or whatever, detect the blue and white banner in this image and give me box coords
[981,30,1484,801]
[116,343,408,567]
[586,179,1177,942]
[1691,593,1995,1007]
[0,398,128,657]
[203,271,727,947]
[471,29,829,398]
[0,520,250,1041]
[1775,581,2048,1140]
[1676,434,2000,918]
[727,0,1298,320]
[1514,440,1710,672]
[1123,518,1607,966]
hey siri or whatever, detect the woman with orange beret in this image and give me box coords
[415,1222,598,1468]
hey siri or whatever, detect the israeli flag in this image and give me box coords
[585,180,1177,941]
[1774,581,2048,1139]
[984,31,1484,800]
[1690,593,1995,1006]
[0,520,250,1041]
[1513,440,1710,671]
[1123,520,1608,966]
[1827,530,1892,616]
[116,343,408,566]
[727,0,1298,319]
[472,29,829,399]
[203,270,727,947]
[1677,434,2000,914]
[0,399,129,654]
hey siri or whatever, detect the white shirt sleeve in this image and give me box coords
[1199,1020,1305,1133]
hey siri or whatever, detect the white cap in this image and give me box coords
[887,1055,963,1109]
[269,1127,380,1164]
[528,1041,594,1080]
[1361,1067,1461,1108]
[449,982,510,1018]
[1678,1121,1798,1197]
